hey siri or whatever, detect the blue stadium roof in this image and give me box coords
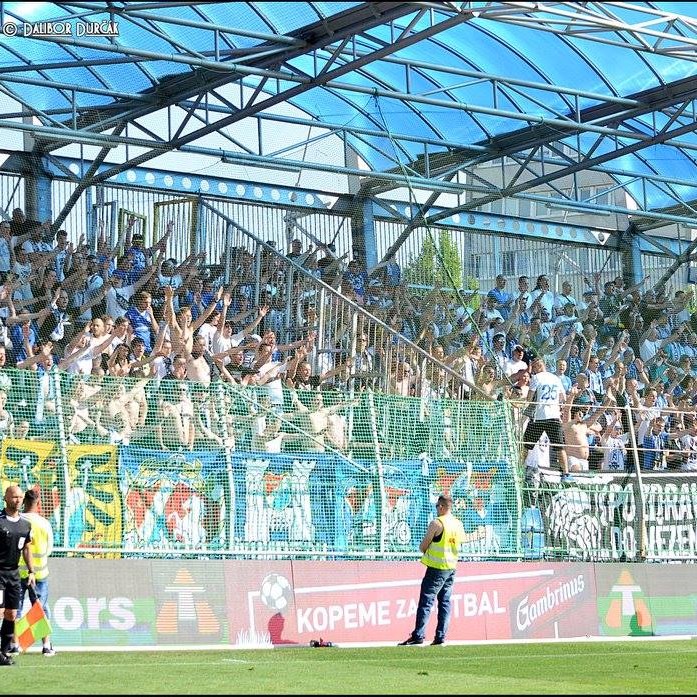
[3,2,697,227]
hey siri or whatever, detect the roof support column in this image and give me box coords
[350,195,377,272]
[24,155,52,225]
[196,195,206,254]
[620,222,644,287]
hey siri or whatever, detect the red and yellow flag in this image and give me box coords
[15,601,52,652]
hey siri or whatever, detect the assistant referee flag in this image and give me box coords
[15,601,52,651]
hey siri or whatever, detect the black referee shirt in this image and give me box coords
[0,510,31,570]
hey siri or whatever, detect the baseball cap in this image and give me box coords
[513,344,524,352]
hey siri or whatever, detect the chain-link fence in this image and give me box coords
[0,366,520,560]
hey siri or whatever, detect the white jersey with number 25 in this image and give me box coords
[529,371,565,421]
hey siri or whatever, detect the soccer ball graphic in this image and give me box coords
[260,573,293,612]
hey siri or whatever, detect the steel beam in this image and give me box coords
[52,122,127,232]
[323,46,640,108]
[27,3,420,144]
[376,115,697,265]
[0,119,169,149]
[173,102,697,196]
[67,6,479,189]
[30,153,687,256]
[518,193,697,231]
[471,2,697,61]
[426,116,697,229]
[18,8,697,170]
[0,73,152,103]
[114,7,306,46]
[361,75,697,185]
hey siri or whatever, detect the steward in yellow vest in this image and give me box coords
[399,494,484,646]
[420,505,465,570]
[19,509,52,583]
[15,489,55,656]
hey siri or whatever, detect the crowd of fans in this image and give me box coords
[0,208,395,456]
[393,270,697,475]
[0,205,696,473]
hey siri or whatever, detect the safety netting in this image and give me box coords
[0,367,521,559]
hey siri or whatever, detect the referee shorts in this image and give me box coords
[0,569,21,611]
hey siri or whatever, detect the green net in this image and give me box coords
[518,455,697,563]
[0,366,521,560]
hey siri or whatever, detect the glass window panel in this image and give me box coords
[312,3,362,18]
[199,3,280,35]
[563,34,659,96]
[252,2,320,33]
[502,251,516,276]
[536,200,549,217]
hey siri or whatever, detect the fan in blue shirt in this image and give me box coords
[641,417,668,470]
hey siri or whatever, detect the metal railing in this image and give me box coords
[199,199,480,400]
[516,398,697,563]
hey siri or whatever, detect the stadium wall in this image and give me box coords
[43,559,695,648]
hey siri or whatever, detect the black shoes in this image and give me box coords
[398,636,424,645]
[0,653,14,666]
[398,636,446,645]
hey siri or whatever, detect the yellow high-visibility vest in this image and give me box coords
[421,513,465,570]
[19,512,53,582]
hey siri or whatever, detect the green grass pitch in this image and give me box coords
[11,639,697,694]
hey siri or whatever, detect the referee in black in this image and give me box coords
[0,485,35,665]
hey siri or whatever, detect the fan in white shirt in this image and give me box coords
[505,345,528,377]
[554,281,577,313]
[0,222,11,273]
[12,247,32,301]
[601,419,628,472]
[522,357,573,481]
[106,257,161,319]
[527,275,555,317]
